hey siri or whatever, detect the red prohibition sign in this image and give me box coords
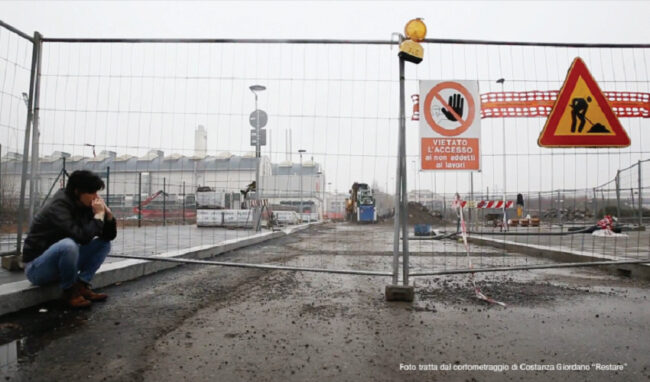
[423,81,475,137]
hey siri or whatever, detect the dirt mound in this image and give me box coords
[381,201,443,225]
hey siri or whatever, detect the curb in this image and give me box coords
[0,225,310,317]
[467,235,650,280]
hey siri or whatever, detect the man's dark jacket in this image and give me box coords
[22,189,117,263]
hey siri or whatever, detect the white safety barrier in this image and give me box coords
[273,211,301,225]
[197,209,254,228]
[300,213,320,223]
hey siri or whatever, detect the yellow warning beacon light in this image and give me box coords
[399,18,426,64]
[404,18,427,42]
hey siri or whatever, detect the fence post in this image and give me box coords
[593,188,598,219]
[538,191,541,220]
[556,190,560,226]
[443,195,446,219]
[182,181,186,224]
[15,31,41,255]
[616,170,621,219]
[0,144,2,216]
[469,172,474,227]
[138,172,142,228]
[106,166,110,207]
[639,160,643,226]
[163,177,166,226]
[399,57,413,290]
[28,32,43,224]
[394,54,407,286]
[61,157,66,189]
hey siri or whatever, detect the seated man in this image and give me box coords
[22,170,117,308]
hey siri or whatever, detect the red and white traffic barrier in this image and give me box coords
[451,200,514,209]
[247,199,268,207]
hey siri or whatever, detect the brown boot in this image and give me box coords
[77,281,108,302]
[62,285,91,308]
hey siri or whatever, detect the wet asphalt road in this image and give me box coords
[0,223,648,382]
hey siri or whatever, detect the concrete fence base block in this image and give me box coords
[1,255,23,271]
[385,285,414,302]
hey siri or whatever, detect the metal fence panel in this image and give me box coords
[0,22,34,255]
[0,31,649,278]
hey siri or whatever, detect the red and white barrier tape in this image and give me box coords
[248,199,268,207]
[411,90,650,120]
[451,200,514,209]
[455,194,507,307]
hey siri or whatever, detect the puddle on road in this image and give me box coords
[0,337,29,375]
[0,305,90,376]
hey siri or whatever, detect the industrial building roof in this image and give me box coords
[1,150,321,176]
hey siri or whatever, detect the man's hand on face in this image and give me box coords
[92,198,106,220]
[95,197,113,220]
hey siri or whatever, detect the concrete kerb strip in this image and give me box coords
[282,221,324,235]
[0,228,297,317]
[467,235,650,280]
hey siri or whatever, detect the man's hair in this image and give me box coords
[65,170,105,197]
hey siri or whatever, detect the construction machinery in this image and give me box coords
[345,182,377,223]
[132,190,196,219]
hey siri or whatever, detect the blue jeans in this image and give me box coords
[25,238,111,290]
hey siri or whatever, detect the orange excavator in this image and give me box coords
[133,190,196,218]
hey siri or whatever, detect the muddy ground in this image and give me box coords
[0,223,648,382]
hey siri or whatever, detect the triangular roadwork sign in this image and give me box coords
[538,57,630,148]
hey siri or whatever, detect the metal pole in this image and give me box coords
[182,181,186,224]
[106,166,110,207]
[391,168,401,285]
[498,79,507,231]
[411,160,416,203]
[556,190,561,226]
[16,31,40,254]
[321,176,326,220]
[469,172,474,226]
[163,177,167,226]
[138,172,142,228]
[443,195,446,218]
[300,152,303,217]
[392,53,405,286]
[615,170,621,219]
[399,55,410,287]
[638,160,643,226]
[0,144,2,216]
[593,188,598,219]
[28,32,43,223]
[254,93,261,231]
[538,191,542,220]
[61,157,66,189]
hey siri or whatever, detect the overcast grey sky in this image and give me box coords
[1,1,649,197]
[1,1,648,43]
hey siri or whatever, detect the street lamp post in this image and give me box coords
[249,84,266,231]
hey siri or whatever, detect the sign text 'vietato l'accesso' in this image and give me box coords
[419,80,481,171]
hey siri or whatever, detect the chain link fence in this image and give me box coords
[1,20,649,280]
